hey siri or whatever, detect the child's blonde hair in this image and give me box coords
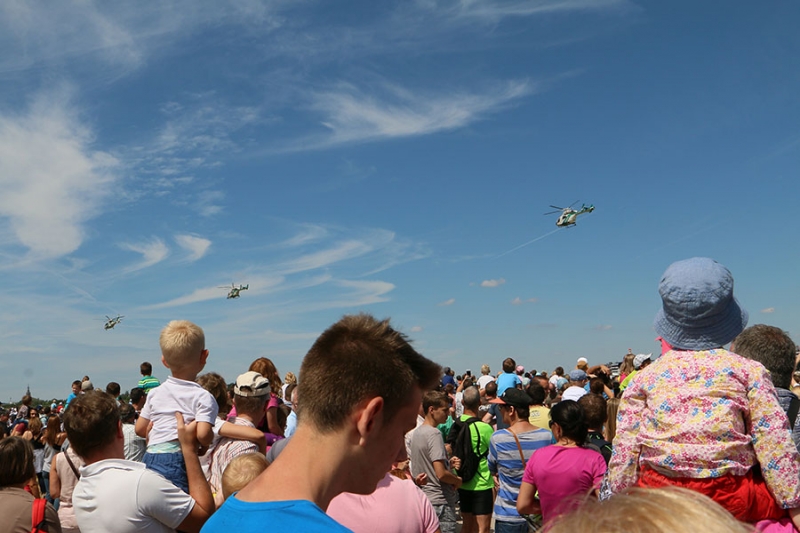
[221,453,268,499]
[159,320,205,369]
[545,486,753,533]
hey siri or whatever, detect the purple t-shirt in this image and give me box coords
[522,445,606,522]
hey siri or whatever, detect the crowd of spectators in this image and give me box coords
[2,256,800,533]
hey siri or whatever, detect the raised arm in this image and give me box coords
[218,421,267,454]
[176,413,215,533]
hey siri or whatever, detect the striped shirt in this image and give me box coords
[138,376,161,393]
[208,417,260,493]
[488,427,553,523]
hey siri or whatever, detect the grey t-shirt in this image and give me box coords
[410,423,457,506]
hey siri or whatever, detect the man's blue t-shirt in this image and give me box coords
[201,497,352,532]
[442,374,457,389]
[496,373,522,396]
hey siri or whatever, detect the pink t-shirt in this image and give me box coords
[522,445,606,522]
[327,472,439,533]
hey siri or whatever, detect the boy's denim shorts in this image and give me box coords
[143,450,188,493]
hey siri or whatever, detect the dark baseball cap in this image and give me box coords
[490,388,533,409]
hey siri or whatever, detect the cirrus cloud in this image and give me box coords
[119,237,170,272]
[174,234,211,262]
[481,278,506,288]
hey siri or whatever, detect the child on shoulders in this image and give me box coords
[609,258,800,528]
[135,320,218,492]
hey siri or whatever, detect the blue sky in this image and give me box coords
[1,1,799,401]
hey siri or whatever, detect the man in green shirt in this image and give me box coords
[137,361,161,393]
[456,386,494,533]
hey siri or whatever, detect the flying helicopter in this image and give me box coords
[220,283,249,299]
[104,315,124,330]
[545,202,595,228]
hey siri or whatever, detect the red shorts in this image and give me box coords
[637,466,787,522]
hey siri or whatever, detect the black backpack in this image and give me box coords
[447,416,487,483]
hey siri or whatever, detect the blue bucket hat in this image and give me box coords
[653,257,748,350]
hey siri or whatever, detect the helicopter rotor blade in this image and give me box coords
[549,205,565,210]
[543,210,561,215]
[568,200,579,209]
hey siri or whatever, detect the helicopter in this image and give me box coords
[220,283,249,299]
[104,315,124,330]
[545,202,595,228]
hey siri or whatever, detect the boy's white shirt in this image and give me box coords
[140,376,218,447]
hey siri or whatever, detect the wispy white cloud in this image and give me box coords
[0,2,287,75]
[438,298,456,306]
[281,80,531,151]
[410,326,424,333]
[511,297,538,305]
[595,324,613,331]
[277,229,397,274]
[430,0,631,22]
[144,273,287,309]
[155,98,260,156]
[511,297,523,305]
[119,237,170,272]
[328,279,395,307]
[174,234,211,261]
[280,224,329,248]
[761,307,776,314]
[197,190,225,217]
[0,89,118,259]
[481,278,506,288]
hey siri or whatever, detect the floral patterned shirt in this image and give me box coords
[608,349,800,508]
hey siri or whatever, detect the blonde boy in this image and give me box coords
[221,453,268,500]
[136,320,218,492]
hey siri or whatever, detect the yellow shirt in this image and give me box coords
[528,405,551,429]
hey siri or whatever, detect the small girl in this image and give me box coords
[609,257,800,528]
[517,400,606,524]
[617,352,635,383]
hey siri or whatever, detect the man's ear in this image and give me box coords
[161,355,170,369]
[355,396,384,446]
[116,420,125,440]
[199,349,209,366]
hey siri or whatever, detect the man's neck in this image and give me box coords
[463,408,480,419]
[423,415,439,427]
[237,424,351,511]
[82,444,124,466]
[234,412,256,424]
